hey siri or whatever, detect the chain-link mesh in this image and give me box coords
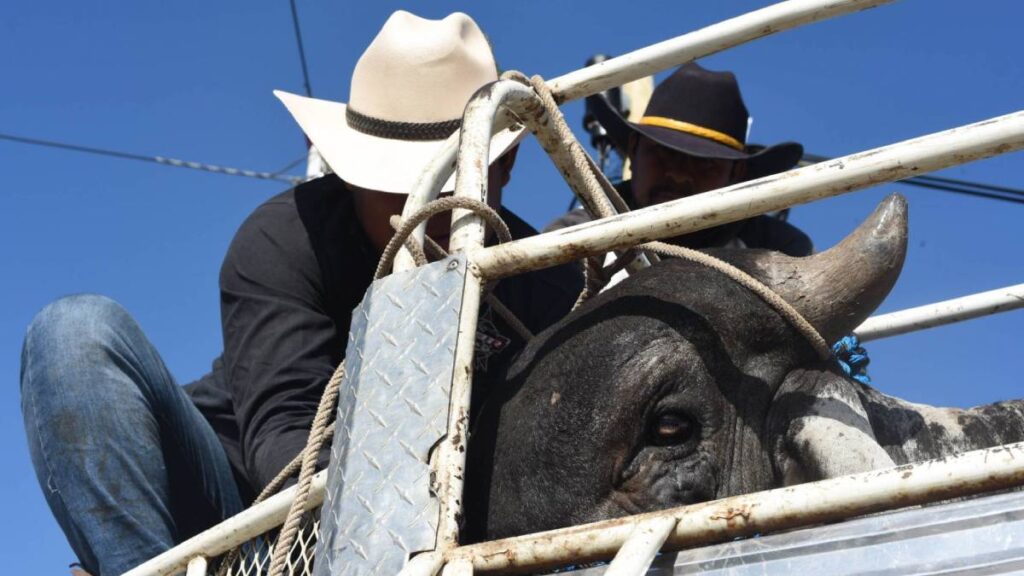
[222,518,320,576]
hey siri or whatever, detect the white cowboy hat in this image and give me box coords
[274,10,523,194]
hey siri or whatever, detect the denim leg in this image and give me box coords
[20,294,244,576]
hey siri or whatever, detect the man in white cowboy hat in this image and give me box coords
[548,62,813,257]
[19,11,581,575]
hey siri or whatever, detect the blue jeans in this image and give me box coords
[20,295,244,575]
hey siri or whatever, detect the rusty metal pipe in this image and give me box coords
[448,442,1024,573]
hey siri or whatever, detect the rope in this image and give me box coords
[500,72,659,308]
[644,241,832,360]
[266,362,345,576]
[214,423,338,575]
[374,196,511,280]
[502,71,618,220]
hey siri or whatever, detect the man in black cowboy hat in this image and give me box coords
[548,62,812,257]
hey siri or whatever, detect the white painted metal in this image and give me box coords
[547,0,894,104]
[396,552,444,576]
[441,558,475,576]
[432,81,519,551]
[119,280,1024,576]
[394,135,459,272]
[434,258,482,552]
[122,471,327,576]
[603,517,678,576]
[857,282,1024,342]
[471,111,1024,279]
[186,556,208,576]
[397,0,896,271]
[449,442,1024,573]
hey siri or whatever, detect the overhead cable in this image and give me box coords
[289,0,313,97]
[0,132,303,184]
[802,152,1024,205]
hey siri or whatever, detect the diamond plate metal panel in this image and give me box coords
[313,256,466,576]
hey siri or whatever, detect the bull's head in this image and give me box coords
[466,194,908,540]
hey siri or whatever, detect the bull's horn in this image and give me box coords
[729,194,908,344]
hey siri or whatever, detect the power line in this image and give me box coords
[894,178,1024,206]
[271,154,308,176]
[289,0,313,97]
[0,132,303,184]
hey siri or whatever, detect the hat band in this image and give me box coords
[639,116,744,151]
[346,107,462,141]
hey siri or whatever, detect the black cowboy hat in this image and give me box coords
[589,62,803,180]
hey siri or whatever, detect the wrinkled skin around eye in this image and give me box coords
[651,412,699,446]
[608,344,721,517]
[467,282,793,542]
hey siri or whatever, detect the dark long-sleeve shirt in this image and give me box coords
[186,175,582,495]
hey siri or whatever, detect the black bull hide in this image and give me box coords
[464,194,1024,541]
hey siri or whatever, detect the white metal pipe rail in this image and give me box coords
[120,279,1024,575]
[603,517,678,576]
[447,442,1024,573]
[470,110,1024,279]
[427,91,1024,576]
[395,0,897,272]
[123,471,328,576]
[546,0,894,104]
[856,282,1024,341]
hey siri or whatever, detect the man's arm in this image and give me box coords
[220,194,342,490]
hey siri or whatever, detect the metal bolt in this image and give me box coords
[447,260,460,271]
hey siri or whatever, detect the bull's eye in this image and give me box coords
[651,412,697,446]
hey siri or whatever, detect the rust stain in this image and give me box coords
[709,505,754,528]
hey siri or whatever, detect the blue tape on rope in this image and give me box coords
[833,334,871,384]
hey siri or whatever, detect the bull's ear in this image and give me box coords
[727,194,908,344]
[767,365,896,485]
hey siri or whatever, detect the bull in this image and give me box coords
[465,194,1024,541]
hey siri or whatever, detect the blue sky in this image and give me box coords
[2,1,1022,572]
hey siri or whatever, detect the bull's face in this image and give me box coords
[466,195,908,541]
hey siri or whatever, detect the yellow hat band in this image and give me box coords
[638,116,744,151]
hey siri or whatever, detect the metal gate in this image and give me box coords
[123,1,1024,575]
